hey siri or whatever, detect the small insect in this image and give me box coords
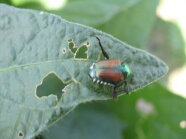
[89,37,133,99]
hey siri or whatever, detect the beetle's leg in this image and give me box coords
[95,36,109,60]
[112,86,118,99]
[130,73,134,84]
[122,73,134,94]
[115,80,129,95]
[124,81,129,94]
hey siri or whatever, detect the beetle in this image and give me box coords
[89,37,132,99]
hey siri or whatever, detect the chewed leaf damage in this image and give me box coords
[67,38,89,60]
[36,73,67,100]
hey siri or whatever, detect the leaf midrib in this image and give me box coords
[0,58,87,73]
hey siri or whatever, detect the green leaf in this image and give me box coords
[0,4,168,138]
[40,104,125,139]
[98,0,159,48]
[99,83,186,139]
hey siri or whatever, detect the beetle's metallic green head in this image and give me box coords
[121,63,132,81]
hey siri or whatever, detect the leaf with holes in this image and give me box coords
[0,4,168,139]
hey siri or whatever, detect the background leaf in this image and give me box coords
[147,17,186,72]
[40,104,125,139]
[97,0,159,48]
[102,83,186,139]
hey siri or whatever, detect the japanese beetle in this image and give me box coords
[89,37,132,99]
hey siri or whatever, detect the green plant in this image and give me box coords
[0,0,185,139]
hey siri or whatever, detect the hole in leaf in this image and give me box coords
[62,48,67,54]
[86,42,90,46]
[36,73,67,100]
[67,38,89,59]
[68,38,73,42]
[18,131,24,138]
[68,41,77,54]
[75,44,88,59]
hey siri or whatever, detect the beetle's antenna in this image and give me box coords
[95,36,109,59]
